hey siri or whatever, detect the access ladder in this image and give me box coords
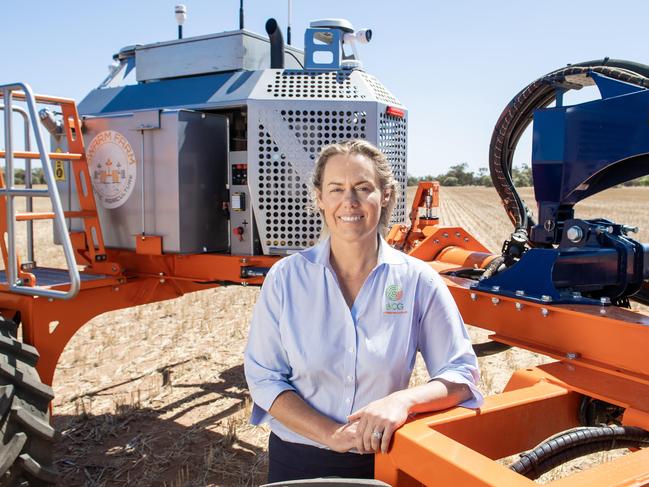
[0,82,118,300]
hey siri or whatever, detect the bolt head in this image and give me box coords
[541,307,549,317]
[470,292,477,301]
[515,302,523,311]
[566,225,584,243]
[600,296,611,305]
[515,290,525,296]
[491,297,500,305]
[541,295,552,302]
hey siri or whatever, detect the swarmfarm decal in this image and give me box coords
[87,130,137,209]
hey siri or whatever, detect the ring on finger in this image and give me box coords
[371,430,383,440]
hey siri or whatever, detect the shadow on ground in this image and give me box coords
[53,365,268,486]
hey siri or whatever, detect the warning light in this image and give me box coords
[386,106,405,118]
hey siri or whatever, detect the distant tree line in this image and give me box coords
[408,163,649,187]
[408,163,533,187]
[13,168,46,185]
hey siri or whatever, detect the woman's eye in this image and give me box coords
[356,186,370,192]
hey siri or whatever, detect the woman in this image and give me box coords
[244,140,482,482]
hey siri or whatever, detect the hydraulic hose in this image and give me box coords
[509,425,649,480]
[489,59,649,243]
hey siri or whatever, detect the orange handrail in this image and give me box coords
[0,90,76,105]
[0,150,82,160]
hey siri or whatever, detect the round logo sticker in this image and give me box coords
[87,130,137,209]
[385,284,404,301]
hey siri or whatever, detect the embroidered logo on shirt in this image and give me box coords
[385,284,407,314]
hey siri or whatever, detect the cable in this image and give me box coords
[509,425,649,480]
[285,50,304,69]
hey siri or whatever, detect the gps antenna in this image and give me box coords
[175,4,187,39]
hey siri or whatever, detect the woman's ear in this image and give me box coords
[381,189,391,207]
[315,189,324,210]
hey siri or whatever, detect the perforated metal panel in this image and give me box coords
[379,112,408,224]
[360,72,402,105]
[249,69,407,255]
[266,70,364,99]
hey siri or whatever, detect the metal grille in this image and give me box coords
[361,73,402,106]
[379,112,408,224]
[256,125,321,249]
[266,70,364,99]
[254,107,370,252]
[285,108,368,159]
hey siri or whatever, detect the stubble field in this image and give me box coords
[13,185,649,486]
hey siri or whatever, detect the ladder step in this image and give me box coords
[0,150,82,160]
[15,211,96,221]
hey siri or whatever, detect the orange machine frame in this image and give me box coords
[1,94,648,485]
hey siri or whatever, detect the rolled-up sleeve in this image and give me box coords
[244,265,296,424]
[417,271,484,409]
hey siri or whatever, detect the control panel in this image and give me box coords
[229,151,259,255]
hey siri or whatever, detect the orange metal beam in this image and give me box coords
[439,276,649,381]
[376,368,649,486]
[0,91,76,105]
[0,150,82,160]
[15,211,95,221]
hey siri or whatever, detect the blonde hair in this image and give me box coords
[311,140,399,234]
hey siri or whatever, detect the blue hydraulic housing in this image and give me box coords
[475,72,649,305]
[531,72,649,245]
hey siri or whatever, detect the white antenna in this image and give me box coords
[175,4,187,39]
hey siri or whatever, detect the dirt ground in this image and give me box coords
[25,185,649,485]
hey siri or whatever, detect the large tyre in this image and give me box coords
[0,316,57,486]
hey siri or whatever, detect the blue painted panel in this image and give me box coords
[304,28,342,70]
[531,86,649,207]
[591,71,646,99]
[78,72,235,116]
[532,109,565,203]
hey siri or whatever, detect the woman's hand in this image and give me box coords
[347,392,412,454]
[327,421,362,453]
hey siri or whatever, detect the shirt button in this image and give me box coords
[345,398,351,404]
[347,375,353,382]
[348,347,353,353]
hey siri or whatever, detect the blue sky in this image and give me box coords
[3,0,649,176]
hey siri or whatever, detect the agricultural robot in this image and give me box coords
[1,9,649,486]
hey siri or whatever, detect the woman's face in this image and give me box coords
[316,153,388,245]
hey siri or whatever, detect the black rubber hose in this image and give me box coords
[489,59,649,241]
[265,18,285,69]
[509,425,649,480]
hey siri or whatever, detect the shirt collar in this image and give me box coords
[300,235,406,268]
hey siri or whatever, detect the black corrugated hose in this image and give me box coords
[489,59,649,243]
[509,425,649,480]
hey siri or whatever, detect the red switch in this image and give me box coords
[233,226,244,241]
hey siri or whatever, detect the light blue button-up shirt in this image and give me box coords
[244,236,483,448]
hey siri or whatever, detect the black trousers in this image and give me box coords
[267,432,374,483]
